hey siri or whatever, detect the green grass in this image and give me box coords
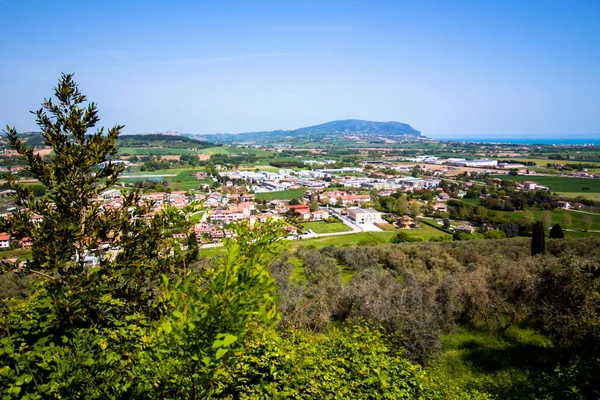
[490,174,600,198]
[501,209,600,231]
[288,256,305,282]
[199,147,271,156]
[460,197,481,206]
[436,322,554,399]
[301,221,352,234]
[118,147,200,155]
[0,248,32,261]
[255,189,306,201]
[293,231,396,248]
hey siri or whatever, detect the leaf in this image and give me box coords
[161,321,172,334]
[215,347,228,360]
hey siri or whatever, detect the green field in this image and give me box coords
[500,209,600,231]
[199,147,272,156]
[255,189,306,201]
[118,147,200,155]
[490,174,600,199]
[437,322,553,398]
[301,221,352,234]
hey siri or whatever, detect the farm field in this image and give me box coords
[199,147,271,156]
[118,147,201,156]
[500,209,600,231]
[301,221,352,234]
[490,174,600,199]
[255,189,306,201]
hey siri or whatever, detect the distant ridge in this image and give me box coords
[189,119,423,143]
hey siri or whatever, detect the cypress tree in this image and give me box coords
[549,223,565,239]
[531,221,546,256]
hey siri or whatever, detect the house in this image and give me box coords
[310,209,330,221]
[437,192,450,201]
[523,181,537,190]
[339,194,371,206]
[287,204,312,220]
[0,233,10,249]
[347,208,383,224]
[433,203,448,213]
[240,193,256,202]
[398,216,414,229]
[21,237,32,249]
[145,192,166,205]
[454,224,475,233]
[210,209,246,223]
[557,201,573,210]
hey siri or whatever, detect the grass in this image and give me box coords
[436,322,554,399]
[375,223,397,231]
[0,248,32,261]
[501,209,600,231]
[489,174,600,198]
[199,147,271,156]
[293,232,396,248]
[288,256,305,282]
[118,147,200,155]
[301,221,352,234]
[461,197,481,206]
[255,189,306,201]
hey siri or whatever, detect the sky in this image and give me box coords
[0,0,599,139]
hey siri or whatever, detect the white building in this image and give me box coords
[347,208,383,224]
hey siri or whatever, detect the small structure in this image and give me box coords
[0,233,10,249]
[523,181,537,190]
[398,215,414,229]
[347,208,383,224]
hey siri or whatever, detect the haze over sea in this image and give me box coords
[431,135,600,146]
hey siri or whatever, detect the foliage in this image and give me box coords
[549,223,565,239]
[531,221,546,256]
[211,322,489,399]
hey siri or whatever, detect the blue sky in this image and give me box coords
[1,0,599,139]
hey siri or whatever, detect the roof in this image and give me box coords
[0,233,10,241]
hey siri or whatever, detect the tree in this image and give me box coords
[0,75,284,398]
[289,198,300,206]
[531,221,546,256]
[499,221,519,238]
[549,223,565,239]
[309,200,319,212]
[186,230,199,264]
[541,210,553,228]
[561,212,572,229]
[582,215,593,232]
[523,210,535,226]
[396,196,408,215]
[410,202,421,217]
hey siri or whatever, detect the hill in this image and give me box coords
[193,119,423,144]
[117,134,215,149]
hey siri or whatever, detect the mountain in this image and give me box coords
[190,119,423,144]
[292,119,420,136]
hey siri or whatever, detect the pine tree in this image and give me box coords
[531,221,546,256]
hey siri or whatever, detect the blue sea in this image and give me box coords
[432,136,600,146]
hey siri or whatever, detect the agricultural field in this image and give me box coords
[491,174,600,199]
[118,147,201,156]
[199,146,271,156]
[501,209,600,231]
[300,221,352,234]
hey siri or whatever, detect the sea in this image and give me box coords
[433,136,600,146]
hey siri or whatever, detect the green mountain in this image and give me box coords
[193,119,422,144]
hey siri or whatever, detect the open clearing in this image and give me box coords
[490,175,600,198]
[301,221,352,234]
